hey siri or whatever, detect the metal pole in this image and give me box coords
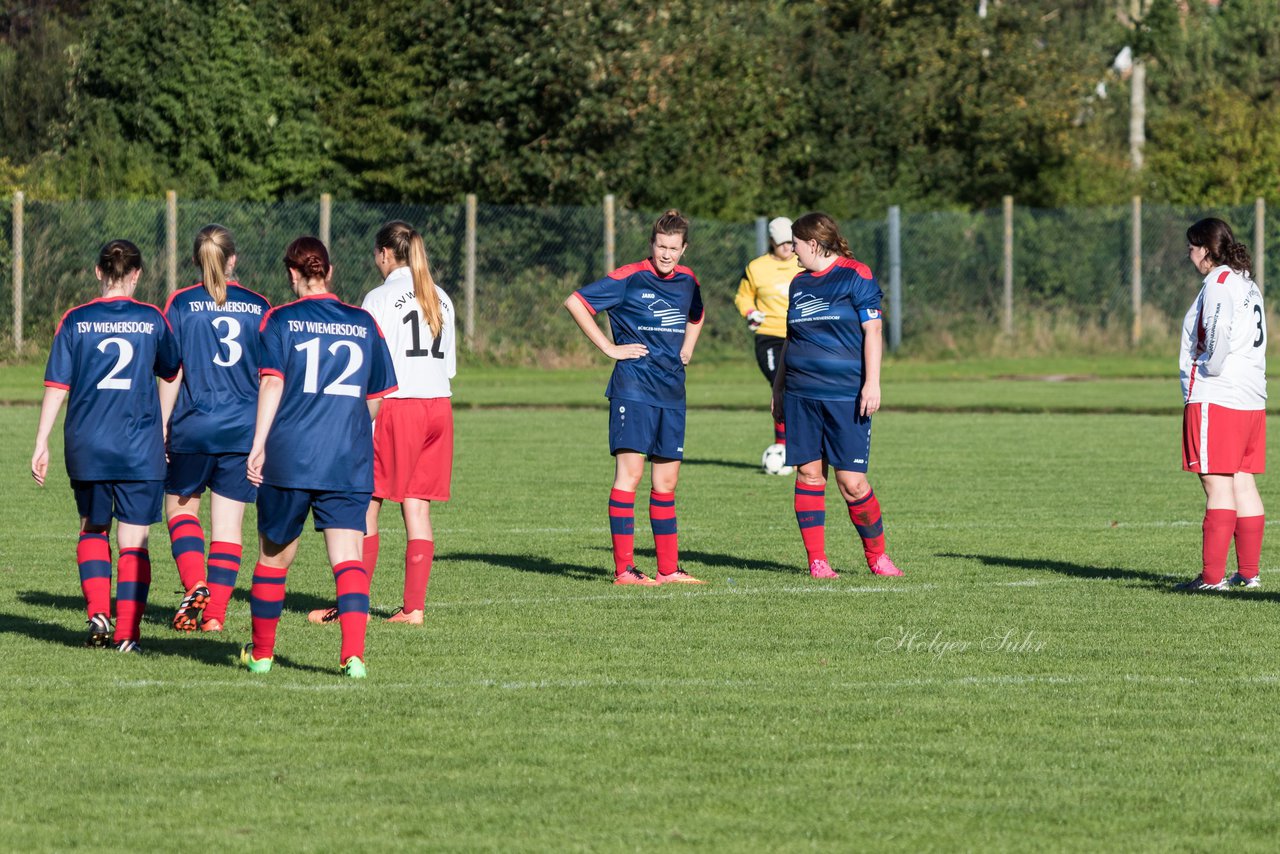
[603,194,615,273]
[1131,195,1142,346]
[319,192,332,248]
[1002,196,1013,336]
[1255,197,1265,294]
[888,205,901,351]
[166,190,177,296]
[465,193,477,348]
[755,217,768,257]
[12,191,22,353]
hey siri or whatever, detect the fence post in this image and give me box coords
[888,205,901,352]
[12,191,22,353]
[1255,197,1265,294]
[603,194,615,274]
[755,217,768,257]
[319,192,332,248]
[1002,196,1013,336]
[166,190,178,296]
[465,193,477,348]
[1131,195,1142,346]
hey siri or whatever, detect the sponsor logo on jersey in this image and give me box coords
[647,298,684,327]
[641,292,656,300]
[795,293,832,317]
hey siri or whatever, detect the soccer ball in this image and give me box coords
[761,443,792,476]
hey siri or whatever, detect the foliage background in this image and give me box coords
[1,1,1277,216]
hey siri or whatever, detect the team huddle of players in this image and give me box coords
[32,222,456,678]
[50,210,1261,678]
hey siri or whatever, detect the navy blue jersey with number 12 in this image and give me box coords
[164,282,271,454]
[784,257,883,402]
[44,296,181,481]
[572,259,705,408]
[258,293,398,491]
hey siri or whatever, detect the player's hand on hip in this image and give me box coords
[608,343,648,361]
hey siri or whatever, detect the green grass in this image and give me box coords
[3,365,1280,850]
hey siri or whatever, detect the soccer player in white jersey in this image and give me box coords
[307,221,456,626]
[1176,217,1267,592]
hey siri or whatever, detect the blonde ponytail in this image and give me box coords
[407,232,443,338]
[193,224,235,306]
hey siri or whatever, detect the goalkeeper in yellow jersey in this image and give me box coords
[734,217,801,469]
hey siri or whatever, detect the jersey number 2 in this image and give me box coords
[295,337,363,397]
[96,337,134,390]
[403,312,445,359]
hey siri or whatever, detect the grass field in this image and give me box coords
[2,359,1279,851]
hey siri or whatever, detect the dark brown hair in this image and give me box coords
[650,209,689,245]
[1187,217,1252,275]
[376,220,442,337]
[96,239,143,282]
[792,212,853,259]
[283,236,331,281]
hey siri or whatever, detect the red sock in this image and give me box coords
[848,489,886,567]
[334,560,370,664]
[650,491,679,575]
[795,482,827,563]
[363,533,380,580]
[113,548,151,643]
[204,541,242,623]
[1202,508,1237,585]
[774,420,786,444]
[167,513,206,590]
[404,539,434,612]
[249,562,288,660]
[77,532,112,617]
[609,488,636,575]
[1234,514,1265,579]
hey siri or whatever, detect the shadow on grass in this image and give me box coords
[21,587,341,621]
[681,457,762,472]
[938,551,1280,601]
[0,609,242,665]
[448,551,601,582]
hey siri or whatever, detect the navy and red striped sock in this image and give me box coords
[404,539,433,612]
[609,488,636,575]
[795,482,827,563]
[774,420,786,444]
[650,490,679,575]
[113,547,151,643]
[204,541,242,624]
[167,514,206,591]
[77,532,112,617]
[847,489,886,567]
[249,562,288,660]
[334,560,370,664]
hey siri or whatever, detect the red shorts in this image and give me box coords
[1182,403,1266,474]
[373,397,454,501]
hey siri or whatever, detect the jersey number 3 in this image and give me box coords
[295,337,364,397]
[1254,304,1265,348]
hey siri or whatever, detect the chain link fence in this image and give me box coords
[1,195,1274,362]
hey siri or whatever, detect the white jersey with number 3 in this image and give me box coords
[361,266,456,399]
[1180,265,1266,408]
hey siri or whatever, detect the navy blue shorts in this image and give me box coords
[783,396,872,472]
[73,480,164,527]
[257,484,371,545]
[166,452,257,503]
[608,399,686,460]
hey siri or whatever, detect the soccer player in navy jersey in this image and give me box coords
[771,212,901,579]
[32,240,181,652]
[564,209,707,586]
[241,237,397,679]
[159,225,270,633]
